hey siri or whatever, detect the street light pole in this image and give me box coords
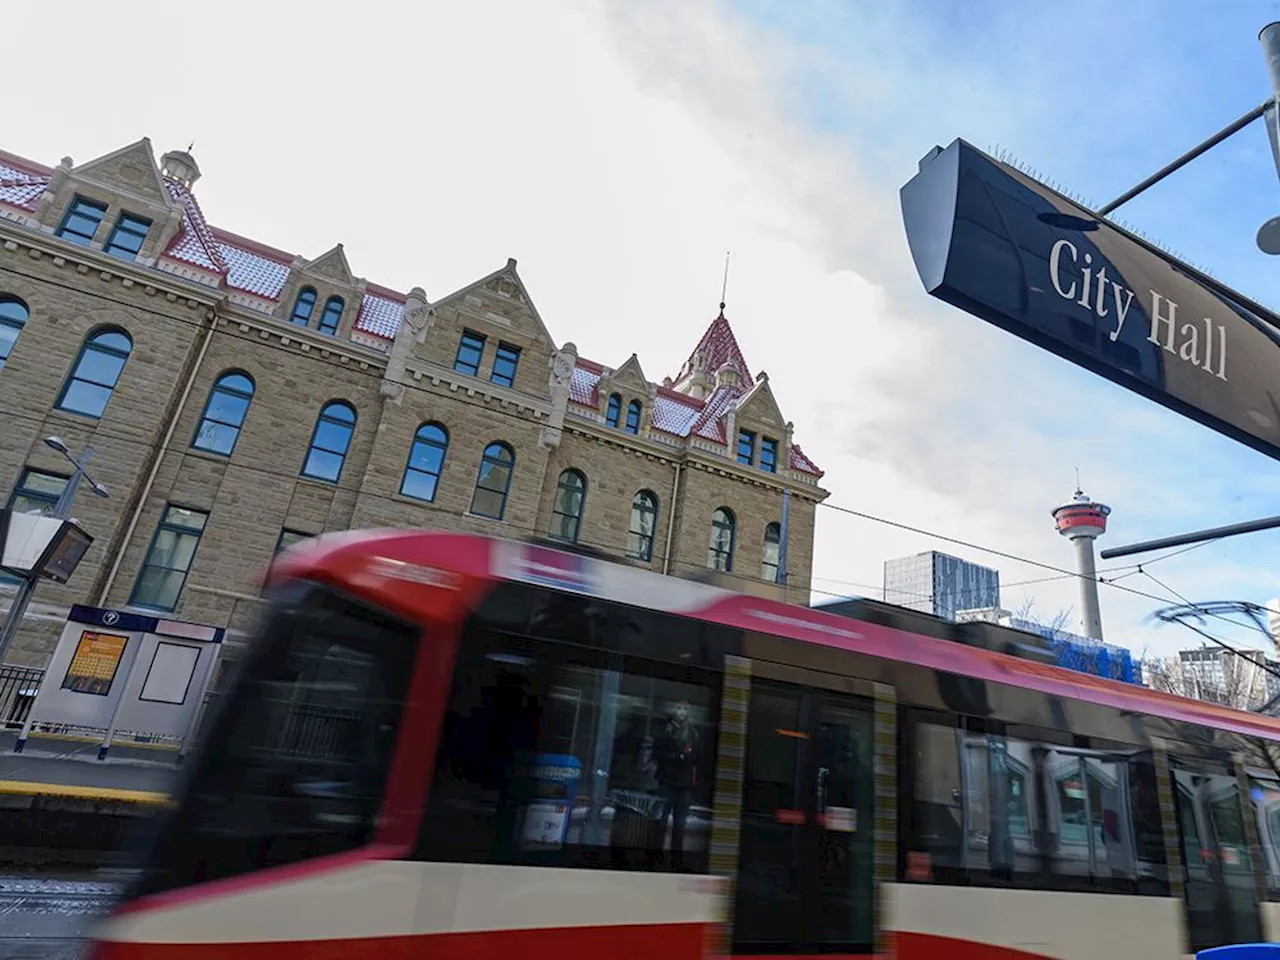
[0,440,107,664]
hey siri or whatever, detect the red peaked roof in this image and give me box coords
[0,145,821,478]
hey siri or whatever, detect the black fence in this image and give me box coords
[273,702,364,761]
[0,663,41,731]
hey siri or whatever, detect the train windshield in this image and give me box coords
[129,581,418,898]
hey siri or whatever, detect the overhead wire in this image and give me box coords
[2,256,1270,651]
[0,387,1257,636]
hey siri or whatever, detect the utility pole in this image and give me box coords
[0,438,107,664]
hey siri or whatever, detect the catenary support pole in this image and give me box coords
[1097,101,1269,216]
[1100,513,1280,560]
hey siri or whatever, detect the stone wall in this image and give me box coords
[0,145,827,669]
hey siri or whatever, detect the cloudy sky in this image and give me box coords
[10,0,1280,657]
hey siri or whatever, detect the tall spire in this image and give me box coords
[719,250,730,319]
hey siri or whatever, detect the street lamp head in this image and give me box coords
[43,436,68,454]
[91,482,109,498]
[1259,215,1280,255]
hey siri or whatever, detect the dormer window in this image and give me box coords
[490,342,521,387]
[317,296,344,336]
[57,196,107,246]
[605,393,622,428]
[624,400,642,435]
[290,288,317,327]
[454,330,486,376]
[760,436,779,473]
[104,213,152,262]
[737,429,756,465]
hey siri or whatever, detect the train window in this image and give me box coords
[1173,765,1264,951]
[1249,775,1280,896]
[904,714,1168,895]
[419,617,721,873]
[129,584,417,896]
[1128,755,1169,891]
[909,721,1036,876]
[1042,749,1136,883]
[910,722,965,871]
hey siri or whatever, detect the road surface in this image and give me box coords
[0,874,124,959]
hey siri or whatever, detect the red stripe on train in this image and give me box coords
[87,922,712,960]
[88,929,1050,960]
[887,931,1051,959]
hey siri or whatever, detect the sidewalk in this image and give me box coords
[0,731,176,803]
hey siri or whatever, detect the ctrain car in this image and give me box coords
[86,530,1280,959]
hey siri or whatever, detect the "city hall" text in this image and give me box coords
[1049,239,1227,382]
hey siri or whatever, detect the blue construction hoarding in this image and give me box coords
[1007,617,1141,685]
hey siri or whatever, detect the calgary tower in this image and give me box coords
[1052,486,1111,640]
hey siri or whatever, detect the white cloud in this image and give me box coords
[7,0,1276,658]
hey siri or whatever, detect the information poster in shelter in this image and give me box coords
[61,630,128,696]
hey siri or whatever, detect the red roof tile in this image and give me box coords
[0,158,49,212]
[556,311,822,475]
[674,309,751,384]
[689,384,740,442]
[218,241,291,298]
[0,146,821,477]
[355,290,404,339]
[569,362,603,407]
[162,178,227,275]
[789,442,822,477]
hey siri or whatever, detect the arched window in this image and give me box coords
[605,393,622,428]
[301,401,357,482]
[192,371,255,455]
[625,400,642,435]
[549,469,587,543]
[628,490,659,562]
[56,327,132,418]
[290,287,317,327]
[762,522,782,582]
[317,295,344,336]
[708,507,736,572]
[0,295,29,372]
[471,442,515,519]
[401,422,449,502]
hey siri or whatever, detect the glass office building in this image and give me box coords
[883,550,1000,621]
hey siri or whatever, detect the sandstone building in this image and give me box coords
[0,138,827,670]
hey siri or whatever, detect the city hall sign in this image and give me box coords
[901,139,1280,459]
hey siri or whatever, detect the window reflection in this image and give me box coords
[908,718,1165,891]
[423,630,718,872]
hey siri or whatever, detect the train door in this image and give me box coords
[732,678,875,954]
[1172,762,1262,951]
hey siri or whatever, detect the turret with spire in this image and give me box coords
[671,300,752,401]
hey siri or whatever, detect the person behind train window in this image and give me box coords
[654,699,699,864]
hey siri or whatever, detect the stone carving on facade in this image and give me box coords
[35,158,73,224]
[724,397,740,458]
[549,347,575,393]
[381,286,431,403]
[403,302,434,344]
[541,343,577,450]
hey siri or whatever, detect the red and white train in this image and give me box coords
[86,530,1280,958]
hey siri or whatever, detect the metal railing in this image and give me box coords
[0,664,41,732]
[0,663,225,755]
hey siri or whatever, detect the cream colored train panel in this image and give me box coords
[883,882,1190,959]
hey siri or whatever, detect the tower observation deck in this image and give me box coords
[1052,489,1111,640]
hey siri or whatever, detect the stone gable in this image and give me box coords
[73,139,172,208]
[0,145,826,674]
[299,244,355,285]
